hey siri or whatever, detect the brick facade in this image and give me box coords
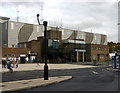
[2,48,29,63]
[86,44,109,62]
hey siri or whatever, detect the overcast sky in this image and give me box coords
[0,0,119,42]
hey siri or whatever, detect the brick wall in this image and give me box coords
[2,48,29,63]
[86,44,109,62]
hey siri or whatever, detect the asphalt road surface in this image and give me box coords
[2,66,120,92]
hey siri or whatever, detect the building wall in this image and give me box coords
[1,22,8,48]
[2,48,29,63]
[47,30,62,47]
[8,21,45,48]
[18,37,44,61]
[86,44,109,62]
[85,45,91,62]
[7,21,107,48]
[30,39,44,61]
[62,29,107,45]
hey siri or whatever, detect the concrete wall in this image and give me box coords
[7,21,107,48]
[62,29,107,45]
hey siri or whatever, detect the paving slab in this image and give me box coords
[1,76,72,92]
[1,63,97,73]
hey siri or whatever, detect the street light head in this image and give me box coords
[37,14,39,17]
[43,21,47,26]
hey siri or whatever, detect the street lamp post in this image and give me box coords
[37,14,48,80]
[43,21,48,80]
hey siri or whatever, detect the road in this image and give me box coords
[2,66,120,92]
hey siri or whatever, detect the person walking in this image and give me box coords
[2,59,6,68]
[7,60,13,73]
[2,60,5,68]
[15,59,18,68]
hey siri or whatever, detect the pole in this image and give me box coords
[37,14,40,25]
[43,21,48,80]
[83,52,84,62]
[77,51,79,62]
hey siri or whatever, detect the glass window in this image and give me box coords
[19,44,22,48]
[48,39,53,47]
[98,47,103,50]
[100,55,104,59]
[105,48,107,50]
[3,40,6,44]
[66,32,71,34]
[93,55,96,60]
[10,38,16,41]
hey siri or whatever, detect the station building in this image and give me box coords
[0,16,109,63]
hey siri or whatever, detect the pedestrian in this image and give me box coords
[7,60,13,73]
[2,60,4,68]
[4,60,7,68]
[15,59,18,68]
[2,59,6,68]
[33,58,35,63]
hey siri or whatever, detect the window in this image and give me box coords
[92,47,96,50]
[66,32,71,34]
[10,38,16,41]
[3,40,6,44]
[105,48,107,51]
[24,44,27,48]
[98,47,103,50]
[48,39,53,47]
[37,26,39,32]
[11,22,14,29]
[19,44,22,48]
[93,55,96,60]
[99,55,104,59]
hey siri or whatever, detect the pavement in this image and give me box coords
[1,76,72,92]
[0,62,112,92]
[1,63,99,73]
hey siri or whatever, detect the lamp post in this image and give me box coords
[37,14,48,80]
[43,21,48,80]
[37,14,40,25]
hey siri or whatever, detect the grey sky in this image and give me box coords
[0,0,119,42]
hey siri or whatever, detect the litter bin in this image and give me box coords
[93,60,97,66]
